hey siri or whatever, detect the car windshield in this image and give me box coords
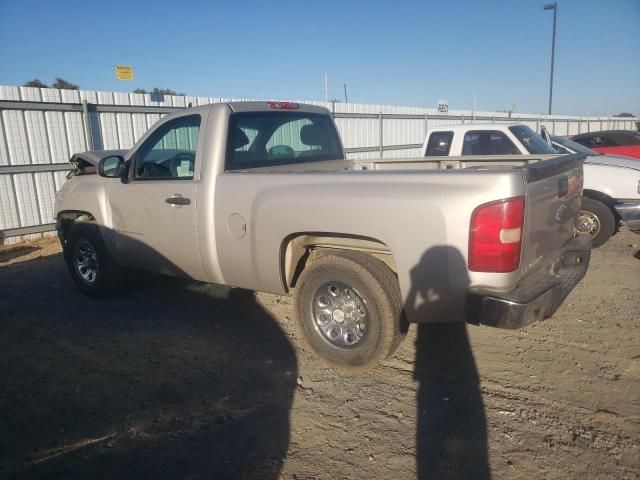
[508,125,557,154]
[551,135,598,156]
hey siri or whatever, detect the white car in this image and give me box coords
[545,132,640,247]
[422,123,640,247]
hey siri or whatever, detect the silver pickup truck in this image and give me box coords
[54,101,590,366]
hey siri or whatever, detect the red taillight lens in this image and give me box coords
[267,101,299,110]
[468,196,524,273]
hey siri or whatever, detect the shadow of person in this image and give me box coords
[406,246,490,480]
[0,245,297,480]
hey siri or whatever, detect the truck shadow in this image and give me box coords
[0,250,297,479]
[406,246,490,480]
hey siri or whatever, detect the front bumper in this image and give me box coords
[468,235,591,329]
[615,201,640,232]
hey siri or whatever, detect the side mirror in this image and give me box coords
[98,155,125,178]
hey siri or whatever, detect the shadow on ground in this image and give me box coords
[0,244,41,264]
[0,253,297,480]
[407,246,490,480]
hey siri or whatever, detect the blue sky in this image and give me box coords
[1,0,638,115]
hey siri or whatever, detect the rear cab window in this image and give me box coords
[425,131,454,156]
[226,112,344,170]
[462,130,520,155]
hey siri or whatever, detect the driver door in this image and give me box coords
[106,114,206,280]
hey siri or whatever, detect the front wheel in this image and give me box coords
[577,197,616,248]
[294,251,404,367]
[64,223,125,298]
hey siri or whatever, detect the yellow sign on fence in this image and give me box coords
[115,65,134,80]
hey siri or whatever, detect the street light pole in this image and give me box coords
[544,3,557,115]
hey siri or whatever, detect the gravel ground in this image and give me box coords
[0,229,638,480]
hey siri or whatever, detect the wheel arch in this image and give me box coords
[56,210,97,245]
[280,232,397,292]
[582,190,619,221]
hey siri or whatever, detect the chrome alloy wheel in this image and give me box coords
[577,210,601,237]
[73,239,99,285]
[312,281,368,347]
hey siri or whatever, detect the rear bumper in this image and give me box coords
[615,201,640,232]
[468,235,591,329]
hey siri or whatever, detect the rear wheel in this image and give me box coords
[65,223,125,297]
[578,197,616,248]
[294,251,404,367]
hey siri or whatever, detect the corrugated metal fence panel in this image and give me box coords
[0,85,637,241]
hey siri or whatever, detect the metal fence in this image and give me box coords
[0,85,637,242]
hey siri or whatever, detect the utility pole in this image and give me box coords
[324,73,328,102]
[544,3,558,115]
[344,83,348,103]
[473,93,477,121]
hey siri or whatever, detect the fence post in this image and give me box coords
[378,112,383,158]
[536,117,540,132]
[461,114,465,124]
[81,99,94,150]
[552,118,556,134]
[424,113,429,137]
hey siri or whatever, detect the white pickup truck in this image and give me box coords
[55,102,590,366]
[422,123,640,247]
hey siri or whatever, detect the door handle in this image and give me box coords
[165,195,191,206]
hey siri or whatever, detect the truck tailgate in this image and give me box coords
[519,153,586,278]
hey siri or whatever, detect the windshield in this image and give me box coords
[508,125,557,154]
[551,135,598,156]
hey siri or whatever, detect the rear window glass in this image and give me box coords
[462,131,519,155]
[425,131,454,156]
[509,126,557,154]
[227,112,343,170]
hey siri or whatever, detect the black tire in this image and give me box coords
[579,197,616,248]
[294,251,404,367]
[64,223,125,298]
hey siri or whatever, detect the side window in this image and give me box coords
[134,115,200,179]
[577,135,616,148]
[462,131,519,155]
[597,136,617,147]
[425,131,454,156]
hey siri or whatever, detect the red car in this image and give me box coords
[570,130,640,159]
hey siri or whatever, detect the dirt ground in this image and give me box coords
[0,229,638,480]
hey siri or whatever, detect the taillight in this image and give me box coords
[267,101,299,110]
[469,196,524,273]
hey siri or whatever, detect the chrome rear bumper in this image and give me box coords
[467,235,591,329]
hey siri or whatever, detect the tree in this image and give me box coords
[23,79,48,88]
[613,112,635,118]
[151,87,185,96]
[51,78,79,90]
[133,88,148,94]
